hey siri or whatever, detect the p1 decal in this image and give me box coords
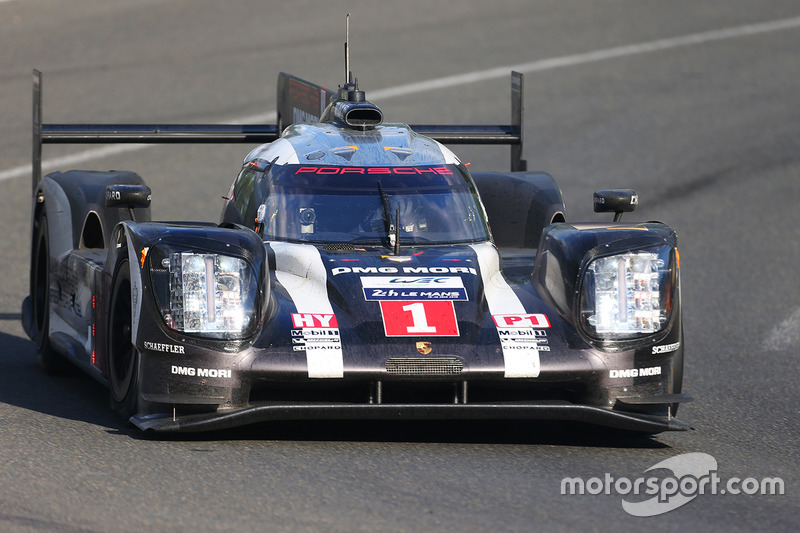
[493,314,550,329]
[379,301,459,337]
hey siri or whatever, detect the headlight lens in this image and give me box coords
[580,246,674,339]
[163,252,257,338]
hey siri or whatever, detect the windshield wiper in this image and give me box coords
[377,180,400,254]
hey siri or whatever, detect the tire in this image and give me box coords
[107,252,140,422]
[31,215,69,374]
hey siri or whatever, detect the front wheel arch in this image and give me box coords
[107,251,140,421]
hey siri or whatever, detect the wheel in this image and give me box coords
[107,252,140,421]
[31,215,69,374]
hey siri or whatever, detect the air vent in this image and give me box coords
[331,100,384,129]
[386,357,464,376]
[324,243,356,252]
[345,107,383,127]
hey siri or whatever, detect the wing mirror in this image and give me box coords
[593,189,638,222]
[105,184,152,221]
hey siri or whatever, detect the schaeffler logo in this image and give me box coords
[561,453,784,517]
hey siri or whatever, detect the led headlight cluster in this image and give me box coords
[165,252,256,337]
[580,247,674,339]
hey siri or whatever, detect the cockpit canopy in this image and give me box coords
[231,163,491,246]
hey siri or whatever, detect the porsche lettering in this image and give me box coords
[295,166,453,175]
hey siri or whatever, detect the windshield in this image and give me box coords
[258,164,490,245]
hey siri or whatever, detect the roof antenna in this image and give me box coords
[339,14,364,102]
[344,13,351,86]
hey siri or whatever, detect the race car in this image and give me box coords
[22,65,691,433]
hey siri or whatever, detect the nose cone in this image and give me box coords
[318,244,505,372]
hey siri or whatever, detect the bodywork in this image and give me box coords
[23,70,690,433]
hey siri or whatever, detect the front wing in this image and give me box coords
[132,401,692,433]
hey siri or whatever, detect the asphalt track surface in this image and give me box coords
[1,1,799,531]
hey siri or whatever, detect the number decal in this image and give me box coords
[402,302,437,333]
[379,300,459,337]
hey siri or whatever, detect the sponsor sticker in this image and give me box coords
[171,365,232,379]
[291,313,338,329]
[379,300,459,337]
[493,314,551,329]
[331,266,477,276]
[652,341,681,354]
[609,366,662,379]
[495,329,550,351]
[290,313,342,354]
[144,341,185,354]
[491,315,552,358]
[361,276,467,301]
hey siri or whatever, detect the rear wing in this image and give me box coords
[32,70,526,195]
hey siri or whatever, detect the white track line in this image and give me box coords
[3,15,799,183]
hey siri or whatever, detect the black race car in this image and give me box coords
[22,64,690,433]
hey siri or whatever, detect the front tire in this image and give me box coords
[32,215,70,374]
[107,253,140,422]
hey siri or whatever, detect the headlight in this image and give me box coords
[161,252,257,338]
[579,246,674,340]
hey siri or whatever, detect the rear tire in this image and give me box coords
[107,253,140,422]
[32,215,69,374]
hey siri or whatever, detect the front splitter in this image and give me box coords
[131,401,692,434]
